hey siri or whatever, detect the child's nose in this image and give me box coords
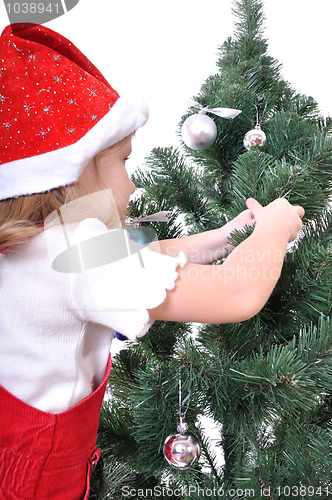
[130,180,136,195]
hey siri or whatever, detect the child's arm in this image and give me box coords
[148,198,304,324]
[152,208,254,264]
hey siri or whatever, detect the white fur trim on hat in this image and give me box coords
[0,97,148,200]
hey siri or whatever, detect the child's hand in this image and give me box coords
[246,198,305,242]
[226,208,255,233]
[221,208,255,253]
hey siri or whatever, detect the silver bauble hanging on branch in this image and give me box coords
[163,366,201,469]
[163,419,201,469]
[181,112,217,151]
[243,124,266,150]
[181,101,242,151]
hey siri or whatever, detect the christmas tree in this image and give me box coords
[91,0,331,498]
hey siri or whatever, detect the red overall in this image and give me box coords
[0,356,112,499]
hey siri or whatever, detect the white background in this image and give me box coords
[1,0,331,173]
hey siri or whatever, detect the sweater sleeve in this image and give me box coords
[69,219,187,341]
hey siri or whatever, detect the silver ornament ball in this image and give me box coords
[243,125,266,150]
[163,429,201,469]
[126,226,157,245]
[181,113,217,151]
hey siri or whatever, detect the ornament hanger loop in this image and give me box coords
[187,99,242,120]
[128,210,173,225]
[178,366,192,421]
[254,102,267,128]
[255,105,260,128]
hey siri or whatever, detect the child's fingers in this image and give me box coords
[294,205,305,219]
[245,198,262,217]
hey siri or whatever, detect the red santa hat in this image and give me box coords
[0,23,148,200]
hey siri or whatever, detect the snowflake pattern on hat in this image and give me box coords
[0,23,148,200]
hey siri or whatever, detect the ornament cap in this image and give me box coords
[177,418,188,434]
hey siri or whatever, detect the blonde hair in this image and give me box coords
[0,186,72,251]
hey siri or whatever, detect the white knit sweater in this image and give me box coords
[0,219,186,413]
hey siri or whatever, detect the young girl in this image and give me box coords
[0,24,304,499]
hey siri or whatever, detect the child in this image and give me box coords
[0,24,304,499]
